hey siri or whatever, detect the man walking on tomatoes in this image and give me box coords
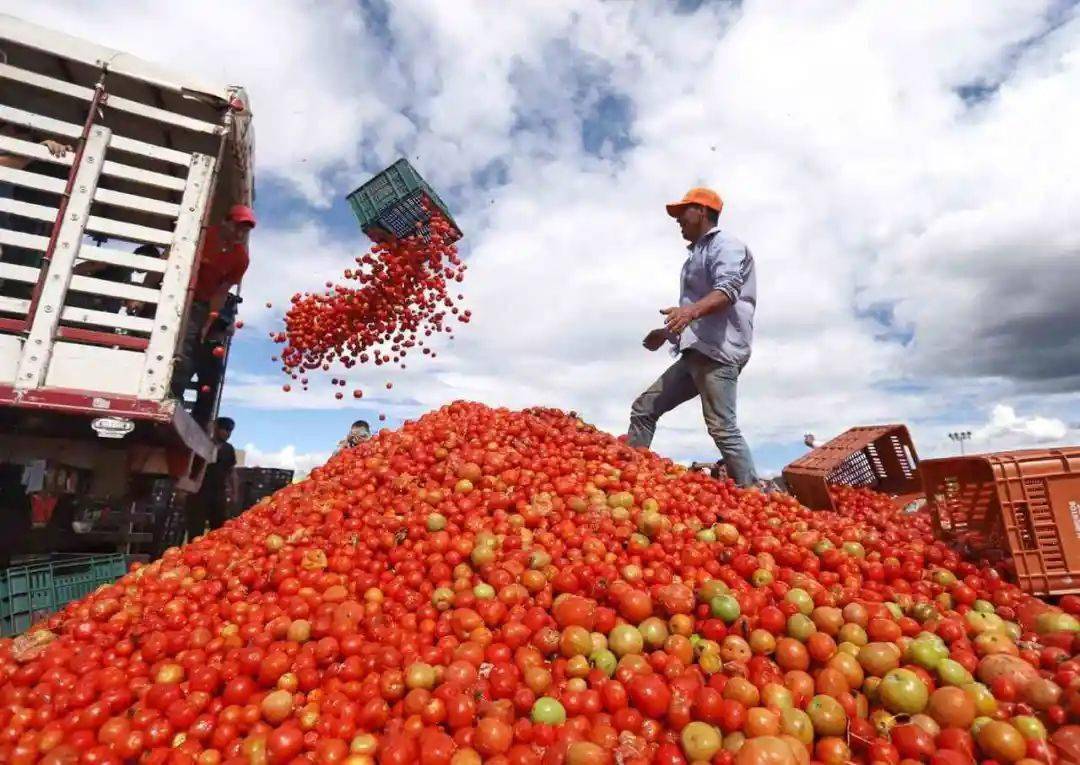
[627,187,758,487]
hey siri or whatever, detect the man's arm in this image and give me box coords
[662,238,749,334]
[201,286,232,338]
[662,291,732,334]
[0,140,72,170]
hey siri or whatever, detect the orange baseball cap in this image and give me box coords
[666,187,723,218]
[228,204,257,227]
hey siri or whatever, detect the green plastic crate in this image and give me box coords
[346,159,462,243]
[0,553,128,636]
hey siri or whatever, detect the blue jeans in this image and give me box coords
[628,350,758,487]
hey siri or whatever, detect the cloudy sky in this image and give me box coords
[6,0,1079,476]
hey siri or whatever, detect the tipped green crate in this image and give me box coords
[346,159,462,243]
[0,554,128,636]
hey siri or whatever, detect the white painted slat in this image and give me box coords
[0,197,174,245]
[102,158,186,191]
[109,135,191,167]
[0,104,81,140]
[61,306,154,333]
[0,167,175,219]
[76,245,168,273]
[0,262,40,283]
[0,198,172,246]
[0,134,186,191]
[70,274,158,303]
[0,227,49,252]
[0,197,57,225]
[86,214,174,245]
[0,105,191,167]
[93,187,179,219]
[16,124,109,390]
[140,151,216,399]
[0,164,65,194]
[0,63,221,135]
[0,296,30,315]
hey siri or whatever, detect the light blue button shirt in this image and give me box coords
[673,227,756,367]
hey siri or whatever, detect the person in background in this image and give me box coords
[336,420,371,454]
[627,187,759,487]
[186,417,238,541]
[804,433,817,449]
[0,118,72,302]
[171,205,254,403]
[73,243,163,315]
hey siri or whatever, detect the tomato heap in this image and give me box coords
[3,402,1080,765]
[273,214,468,383]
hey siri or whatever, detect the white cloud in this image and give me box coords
[239,442,327,479]
[8,1,1080,469]
[973,404,1069,444]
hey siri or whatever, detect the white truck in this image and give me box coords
[0,15,254,557]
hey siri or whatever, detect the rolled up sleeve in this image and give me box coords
[706,238,748,304]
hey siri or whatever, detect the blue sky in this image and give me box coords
[8,0,1080,476]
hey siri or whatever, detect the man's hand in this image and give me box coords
[642,328,669,351]
[661,305,698,334]
[41,140,72,158]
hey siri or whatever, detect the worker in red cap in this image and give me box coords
[171,204,255,422]
[626,187,759,487]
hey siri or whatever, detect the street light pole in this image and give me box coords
[948,430,972,455]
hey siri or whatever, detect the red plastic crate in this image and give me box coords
[782,425,920,510]
[923,447,1080,597]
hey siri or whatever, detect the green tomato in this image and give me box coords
[932,569,957,587]
[787,613,817,641]
[907,638,948,670]
[936,658,973,686]
[837,623,868,646]
[805,695,847,736]
[698,580,729,603]
[431,587,454,611]
[971,716,994,737]
[962,683,999,717]
[1035,612,1080,633]
[1012,715,1047,740]
[785,588,814,616]
[813,540,834,555]
[426,513,447,532]
[710,595,741,624]
[879,669,929,714]
[608,624,644,657]
[841,541,865,559]
[780,708,814,745]
[972,599,995,614]
[681,721,722,762]
[915,632,947,651]
[912,602,937,623]
[473,583,495,599]
[531,697,566,725]
[696,528,717,543]
[884,602,903,620]
[590,649,617,677]
[751,568,774,587]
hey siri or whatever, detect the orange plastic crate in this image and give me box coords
[782,425,920,510]
[923,447,1080,597]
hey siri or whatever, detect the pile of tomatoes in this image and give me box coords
[273,214,468,386]
[3,402,1080,765]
